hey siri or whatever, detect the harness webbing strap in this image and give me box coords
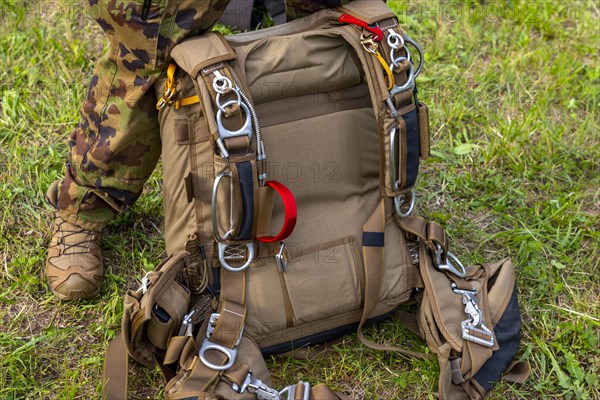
[102,333,128,400]
[357,199,428,360]
[398,215,449,257]
[174,94,200,109]
[310,384,353,400]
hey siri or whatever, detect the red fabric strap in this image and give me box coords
[257,180,297,243]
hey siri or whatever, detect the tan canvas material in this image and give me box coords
[104,1,527,398]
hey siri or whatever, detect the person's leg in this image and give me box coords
[47,0,230,300]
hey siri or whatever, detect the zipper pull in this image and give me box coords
[338,14,384,41]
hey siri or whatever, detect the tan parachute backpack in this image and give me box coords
[103,1,529,398]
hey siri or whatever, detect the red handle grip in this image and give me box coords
[257,180,297,243]
[338,14,384,41]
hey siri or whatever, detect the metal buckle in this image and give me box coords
[389,63,415,98]
[275,242,287,273]
[212,70,253,143]
[390,45,410,70]
[434,244,467,278]
[233,372,281,400]
[360,33,379,54]
[216,100,253,142]
[233,372,311,400]
[279,382,310,400]
[199,313,243,371]
[451,283,495,348]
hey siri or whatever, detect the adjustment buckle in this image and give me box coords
[279,381,310,400]
[434,244,467,278]
[199,313,243,371]
[233,372,281,400]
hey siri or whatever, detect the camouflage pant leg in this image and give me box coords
[56,0,356,231]
[56,0,230,230]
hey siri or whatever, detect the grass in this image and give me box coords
[0,0,598,399]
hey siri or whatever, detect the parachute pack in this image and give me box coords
[103,1,529,398]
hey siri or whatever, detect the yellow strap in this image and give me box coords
[175,95,201,109]
[166,63,176,88]
[374,50,394,90]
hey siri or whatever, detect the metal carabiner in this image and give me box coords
[360,33,379,54]
[212,171,235,243]
[389,125,400,190]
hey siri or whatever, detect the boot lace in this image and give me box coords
[53,215,99,256]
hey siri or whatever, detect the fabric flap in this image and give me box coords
[171,32,237,77]
[338,0,396,24]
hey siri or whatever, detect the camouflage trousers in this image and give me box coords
[56,0,352,231]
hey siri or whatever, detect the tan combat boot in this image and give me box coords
[45,182,104,300]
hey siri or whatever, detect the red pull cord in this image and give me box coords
[338,14,384,41]
[257,181,297,243]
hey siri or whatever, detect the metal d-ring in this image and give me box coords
[199,313,242,370]
[435,244,467,278]
[217,242,255,272]
[199,339,238,371]
[394,188,416,218]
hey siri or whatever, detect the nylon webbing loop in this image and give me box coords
[256,180,297,243]
[357,199,428,360]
